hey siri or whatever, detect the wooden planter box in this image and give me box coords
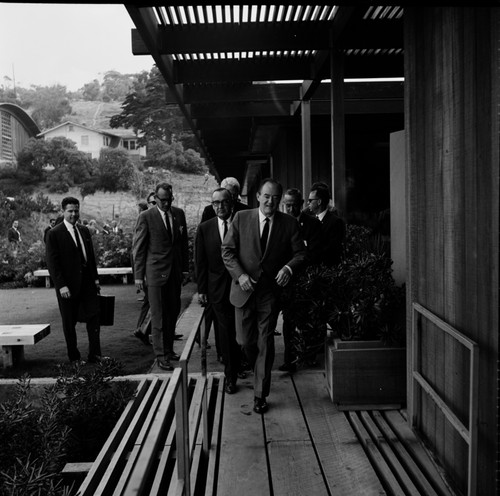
[325,338,406,410]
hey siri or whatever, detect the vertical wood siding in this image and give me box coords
[406,7,499,495]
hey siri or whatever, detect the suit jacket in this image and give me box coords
[200,199,249,223]
[46,221,98,295]
[132,205,189,286]
[221,209,306,307]
[195,217,231,304]
[297,211,323,264]
[319,209,346,266]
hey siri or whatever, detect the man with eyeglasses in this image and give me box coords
[307,182,346,267]
[133,182,189,371]
[195,187,244,394]
[222,178,306,414]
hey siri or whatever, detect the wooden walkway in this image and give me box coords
[213,369,455,496]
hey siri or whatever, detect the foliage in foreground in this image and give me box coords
[0,359,136,495]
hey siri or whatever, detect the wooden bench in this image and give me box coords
[73,307,224,496]
[0,324,51,368]
[33,267,133,287]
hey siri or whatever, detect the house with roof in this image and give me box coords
[0,103,40,166]
[37,121,146,160]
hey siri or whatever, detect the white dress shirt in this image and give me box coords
[64,219,87,261]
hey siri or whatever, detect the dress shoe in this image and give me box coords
[253,397,269,414]
[278,362,297,373]
[133,330,151,345]
[168,352,180,361]
[157,359,174,371]
[70,358,86,366]
[237,370,247,379]
[174,333,183,340]
[224,382,237,394]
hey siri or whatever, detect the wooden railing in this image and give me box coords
[410,302,478,496]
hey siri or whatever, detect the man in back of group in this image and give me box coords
[222,178,306,414]
[307,182,346,267]
[133,182,189,371]
[278,187,323,372]
[201,176,248,223]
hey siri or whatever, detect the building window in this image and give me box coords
[123,139,136,150]
[0,111,13,161]
[103,136,110,146]
[68,125,74,132]
[81,135,89,146]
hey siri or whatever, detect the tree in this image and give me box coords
[109,66,185,146]
[24,84,72,130]
[82,79,101,101]
[16,138,51,182]
[96,148,134,192]
[101,70,136,102]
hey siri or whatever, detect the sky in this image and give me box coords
[0,3,155,91]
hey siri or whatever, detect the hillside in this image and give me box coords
[67,100,123,130]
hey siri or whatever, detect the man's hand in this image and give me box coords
[59,286,71,299]
[238,273,254,292]
[198,293,208,306]
[275,266,291,287]
[135,279,144,291]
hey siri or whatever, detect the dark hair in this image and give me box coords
[285,187,302,200]
[213,187,232,200]
[61,196,80,209]
[311,182,330,206]
[155,182,172,194]
[258,177,283,196]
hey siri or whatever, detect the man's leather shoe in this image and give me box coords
[237,370,247,379]
[224,382,237,395]
[253,397,269,414]
[278,362,296,373]
[133,330,150,345]
[157,359,174,371]
[174,333,183,340]
[169,352,180,361]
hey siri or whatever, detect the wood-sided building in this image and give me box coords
[127,5,499,494]
[0,103,40,167]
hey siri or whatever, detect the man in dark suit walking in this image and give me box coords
[307,182,346,267]
[196,187,242,394]
[46,196,103,363]
[278,187,323,372]
[133,182,189,371]
[222,178,306,414]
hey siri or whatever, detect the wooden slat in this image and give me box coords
[293,372,385,495]
[383,410,454,496]
[348,411,405,495]
[371,411,441,496]
[216,378,270,496]
[360,411,421,495]
[78,378,155,496]
[264,374,328,496]
[204,376,225,496]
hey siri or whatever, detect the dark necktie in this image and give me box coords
[261,217,269,254]
[73,225,86,264]
[223,220,228,238]
[164,211,173,239]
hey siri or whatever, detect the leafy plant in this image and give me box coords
[0,360,136,494]
[281,224,406,365]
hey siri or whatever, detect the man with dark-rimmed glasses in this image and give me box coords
[133,182,189,371]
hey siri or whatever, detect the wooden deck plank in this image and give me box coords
[371,411,441,496]
[348,411,404,495]
[293,371,386,496]
[216,378,270,496]
[265,374,328,496]
[383,410,455,496]
[360,411,422,495]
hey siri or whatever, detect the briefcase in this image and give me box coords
[99,294,115,326]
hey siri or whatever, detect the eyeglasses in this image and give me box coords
[155,196,173,204]
[211,200,231,207]
[148,200,156,205]
[307,198,318,203]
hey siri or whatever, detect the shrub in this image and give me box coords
[93,231,133,268]
[0,360,135,494]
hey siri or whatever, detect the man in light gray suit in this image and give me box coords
[133,182,189,370]
[222,178,306,414]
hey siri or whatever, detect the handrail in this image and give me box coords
[411,302,478,496]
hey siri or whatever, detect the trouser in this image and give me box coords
[235,285,278,399]
[148,272,181,361]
